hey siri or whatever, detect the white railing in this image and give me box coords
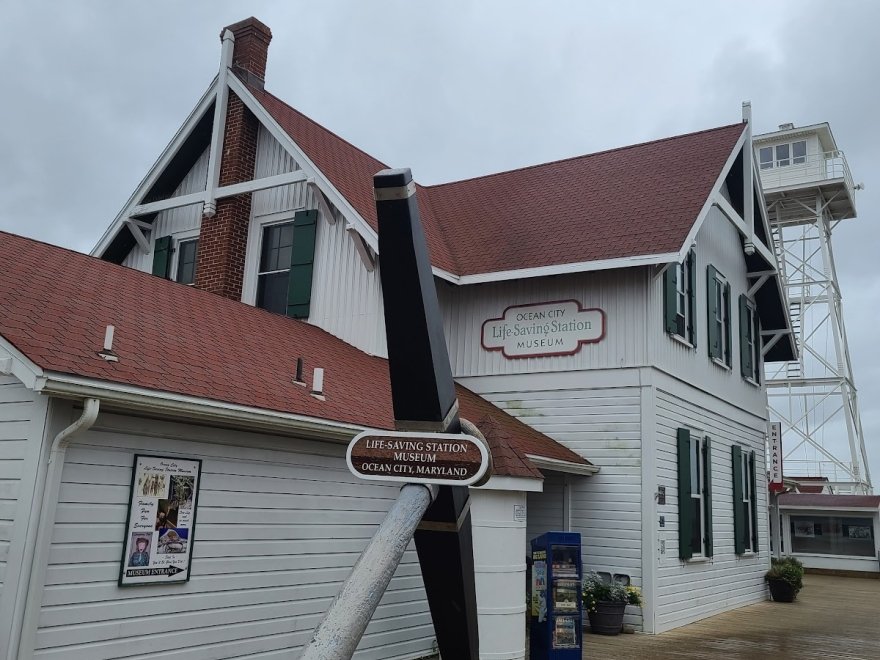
[758,150,854,195]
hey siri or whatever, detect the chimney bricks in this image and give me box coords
[222,17,272,87]
[193,17,271,301]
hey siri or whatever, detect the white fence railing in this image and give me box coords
[758,150,854,195]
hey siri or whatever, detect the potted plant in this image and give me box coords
[582,572,642,635]
[764,556,804,602]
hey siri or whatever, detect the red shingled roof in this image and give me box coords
[778,494,880,509]
[249,78,745,277]
[0,230,589,479]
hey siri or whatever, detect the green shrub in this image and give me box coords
[765,556,804,592]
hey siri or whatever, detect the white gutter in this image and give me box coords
[525,454,599,476]
[36,372,364,442]
[11,398,100,660]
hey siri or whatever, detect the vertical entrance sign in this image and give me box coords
[374,168,481,660]
[768,421,784,493]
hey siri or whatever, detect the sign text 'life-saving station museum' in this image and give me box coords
[481,300,606,359]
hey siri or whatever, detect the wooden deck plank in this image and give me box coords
[575,575,880,659]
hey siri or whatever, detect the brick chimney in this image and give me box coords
[194,17,272,301]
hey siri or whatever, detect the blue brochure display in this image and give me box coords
[529,532,582,659]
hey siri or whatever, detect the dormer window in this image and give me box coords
[256,221,295,315]
[176,239,198,286]
[244,209,318,319]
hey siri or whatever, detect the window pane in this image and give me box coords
[759,147,773,169]
[790,516,875,557]
[176,240,198,285]
[776,144,790,166]
[256,271,289,315]
[260,222,295,273]
[690,441,700,493]
[793,140,807,164]
[691,498,703,554]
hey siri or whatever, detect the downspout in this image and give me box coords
[202,29,235,218]
[10,398,100,660]
[742,101,756,256]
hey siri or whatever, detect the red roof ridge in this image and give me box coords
[422,122,746,190]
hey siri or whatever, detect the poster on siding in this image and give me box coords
[118,454,202,586]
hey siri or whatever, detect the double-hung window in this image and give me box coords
[732,446,759,554]
[707,266,731,367]
[739,296,761,383]
[256,221,295,315]
[677,428,713,560]
[251,209,318,319]
[664,250,696,345]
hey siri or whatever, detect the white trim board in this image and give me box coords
[91,78,219,258]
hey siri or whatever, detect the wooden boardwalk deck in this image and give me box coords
[580,574,880,659]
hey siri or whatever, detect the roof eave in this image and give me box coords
[37,371,365,442]
[525,454,599,476]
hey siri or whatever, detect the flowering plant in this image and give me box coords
[581,572,642,613]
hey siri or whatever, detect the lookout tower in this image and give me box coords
[756,122,871,494]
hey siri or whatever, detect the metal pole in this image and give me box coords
[300,483,436,660]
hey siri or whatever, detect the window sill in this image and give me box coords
[737,551,758,558]
[684,556,712,564]
[669,333,695,350]
[744,377,761,389]
[711,358,732,371]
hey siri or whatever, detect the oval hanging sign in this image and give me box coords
[481,299,606,359]
[347,430,491,487]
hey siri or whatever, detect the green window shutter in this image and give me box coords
[703,436,714,557]
[752,309,761,383]
[663,264,678,334]
[287,210,318,319]
[687,250,697,346]
[739,295,752,378]
[152,235,173,279]
[707,265,720,359]
[732,445,745,555]
[724,282,732,366]
[677,428,694,560]
[749,450,759,551]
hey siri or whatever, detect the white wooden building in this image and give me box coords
[0,16,797,659]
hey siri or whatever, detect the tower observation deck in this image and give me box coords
[756,122,871,494]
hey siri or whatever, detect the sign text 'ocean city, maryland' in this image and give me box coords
[481,300,606,359]
[347,430,491,487]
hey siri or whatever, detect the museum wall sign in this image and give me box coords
[481,300,606,359]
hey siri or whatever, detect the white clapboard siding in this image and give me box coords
[527,471,564,542]
[653,383,770,633]
[439,268,649,378]
[0,376,39,592]
[464,372,644,629]
[122,148,209,272]
[648,206,767,417]
[32,416,434,659]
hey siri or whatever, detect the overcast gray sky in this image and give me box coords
[2,0,878,483]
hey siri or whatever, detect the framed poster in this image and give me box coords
[118,454,202,586]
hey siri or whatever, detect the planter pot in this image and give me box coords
[767,578,797,602]
[587,600,627,635]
